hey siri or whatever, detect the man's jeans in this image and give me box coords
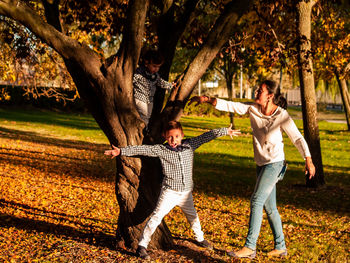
[244,161,286,250]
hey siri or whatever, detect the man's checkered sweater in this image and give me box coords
[133,66,172,104]
[120,127,228,192]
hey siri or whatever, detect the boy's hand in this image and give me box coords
[188,96,207,106]
[104,145,121,158]
[227,124,241,139]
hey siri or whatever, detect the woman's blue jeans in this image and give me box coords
[244,161,286,250]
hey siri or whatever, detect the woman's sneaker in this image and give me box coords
[136,245,150,259]
[267,249,287,257]
[228,247,256,259]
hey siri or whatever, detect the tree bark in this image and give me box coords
[157,0,200,77]
[0,0,253,250]
[148,0,200,135]
[225,63,236,127]
[335,68,350,130]
[227,75,235,127]
[162,1,253,122]
[296,0,325,187]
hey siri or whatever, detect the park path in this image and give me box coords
[325,119,347,124]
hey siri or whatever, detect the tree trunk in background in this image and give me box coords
[296,0,325,187]
[279,65,283,90]
[226,72,236,128]
[335,68,350,131]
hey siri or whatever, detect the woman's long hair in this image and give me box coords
[262,80,287,109]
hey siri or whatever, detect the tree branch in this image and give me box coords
[117,0,149,72]
[0,0,103,80]
[42,0,63,33]
[157,0,200,76]
[176,0,253,101]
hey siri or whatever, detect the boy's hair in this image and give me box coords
[143,49,164,65]
[163,121,183,135]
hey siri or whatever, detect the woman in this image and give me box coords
[189,80,315,258]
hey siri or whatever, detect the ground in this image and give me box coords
[0,107,349,262]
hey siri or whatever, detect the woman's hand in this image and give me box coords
[227,124,241,139]
[104,145,121,158]
[305,157,316,179]
[189,96,208,106]
[189,96,217,106]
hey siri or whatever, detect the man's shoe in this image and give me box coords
[227,247,256,259]
[267,249,287,257]
[136,245,150,260]
[197,239,214,250]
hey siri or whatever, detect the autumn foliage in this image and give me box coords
[0,108,349,262]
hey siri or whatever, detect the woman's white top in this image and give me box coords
[216,98,311,166]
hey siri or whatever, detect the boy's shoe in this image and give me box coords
[136,245,150,260]
[267,249,288,257]
[227,247,256,259]
[197,239,214,250]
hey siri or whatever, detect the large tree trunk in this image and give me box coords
[296,0,325,187]
[0,0,253,250]
[334,68,350,131]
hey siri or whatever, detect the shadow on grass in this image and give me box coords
[0,126,114,183]
[0,126,107,151]
[193,152,349,215]
[171,240,227,263]
[0,201,227,262]
[0,198,114,230]
[0,148,111,183]
[0,211,116,251]
[1,125,349,216]
[0,107,100,131]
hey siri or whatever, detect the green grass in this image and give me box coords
[0,107,349,262]
[0,107,107,144]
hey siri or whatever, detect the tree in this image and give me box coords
[214,38,246,127]
[335,65,350,130]
[0,0,253,249]
[0,15,76,102]
[313,1,350,130]
[295,0,325,187]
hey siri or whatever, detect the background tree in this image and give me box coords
[295,0,325,187]
[226,0,326,187]
[213,36,246,127]
[313,1,350,130]
[0,0,253,249]
[0,16,75,102]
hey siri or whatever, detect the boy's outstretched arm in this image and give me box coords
[227,124,241,139]
[104,145,121,159]
[188,125,241,151]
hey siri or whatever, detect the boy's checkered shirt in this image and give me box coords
[133,66,172,104]
[120,127,228,192]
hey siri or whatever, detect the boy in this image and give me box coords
[104,121,241,259]
[133,49,174,126]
